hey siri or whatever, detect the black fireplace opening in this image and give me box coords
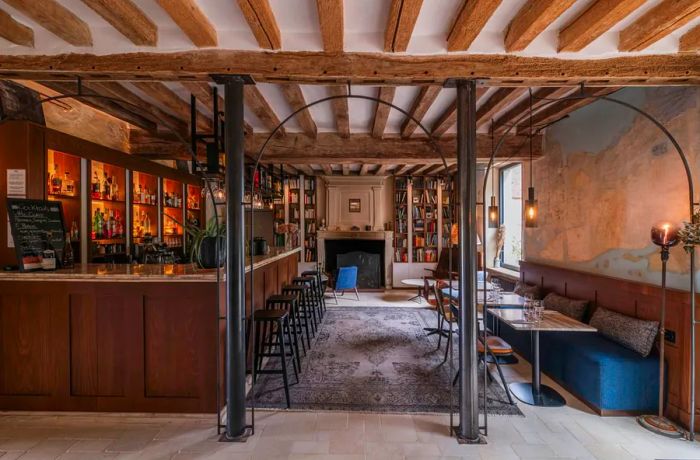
[325,239,385,289]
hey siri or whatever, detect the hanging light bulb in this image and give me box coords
[488,195,499,228]
[525,89,538,228]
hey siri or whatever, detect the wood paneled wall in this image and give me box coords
[521,261,698,430]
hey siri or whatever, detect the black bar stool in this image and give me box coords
[301,270,327,318]
[293,276,322,327]
[282,285,313,349]
[266,294,304,367]
[253,308,298,408]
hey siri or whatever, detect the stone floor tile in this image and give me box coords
[316,413,348,431]
[290,440,330,454]
[318,429,364,455]
[584,443,635,460]
[67,439,112,453]
[0,438,40,452]
[511,442,557,458]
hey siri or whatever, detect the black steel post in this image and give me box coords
[455,79,481,444]
[222,77,248,441]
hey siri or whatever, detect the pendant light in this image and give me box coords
[524,89,538,228]
[488,122,499,228]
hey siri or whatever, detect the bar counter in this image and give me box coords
[0,247,300,414]
[0,246,301,282]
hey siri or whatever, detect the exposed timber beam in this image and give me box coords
[430,87,487,138]
[328,85,350,138]
[3,0,91,46]
[279,84,317,138]
[422,164,444,175]
[341,164,350,176]
[447,0,502,51]
[296,164,315,176]
[384,0,423,52]
[237,0,281,49]
[180,81,254,134]
[244,85,286,136]
[476,87,526,128]
[320,164,332,175]
[374,164,389,175]
[316,0,343,52]
[0,8,33,47]
[133,81,212,131]
[1,52,698,84]
[359,164,370,175]
[156,0,217,47]
[250,133,540,164]
[371,86,396,138]
[81,0,157,46]
[681,24,700,51]
[619,0,700,51]
[491,86,572,132]
[558,0,644,52]
[38,81,157,132]
[401,86,441,138]
[518,87,617,133]
[395,164,412,175]
[504,0,576,52]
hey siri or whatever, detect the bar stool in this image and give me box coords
[282,285,313,349]
[253,308,298,408]
[293,276,322,326]
[266,294,304,366]
[301,270,327,318]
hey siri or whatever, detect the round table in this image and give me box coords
[400,278,434,303]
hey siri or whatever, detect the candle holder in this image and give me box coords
[638,222,683,438]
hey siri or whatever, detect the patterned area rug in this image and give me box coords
[247,306,522,415]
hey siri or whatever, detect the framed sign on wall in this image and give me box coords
[348,198,361,213]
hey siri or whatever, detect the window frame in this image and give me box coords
[499,163,523,271]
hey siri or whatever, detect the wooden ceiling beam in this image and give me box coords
[2,52,698,83]
[401,86,441,138]
[374,164,389,176]
[0,8,33,47]
[316,0,343,52]
[619,0,700,51]
[341,164,350,176]
[476,87,526,128]
[237,0,281,49]
[447,0,502,51]
[518,87,617,133]
[279,84,317,138]
[395,165,412,175]
[3,0,91,46]
[81,0,157,46]
[133,81,211,131]
[491,86,572,133]
[296,164,315,176]
[558,0,644,52]
[321,164,333,175]
[248,133,541,164]
[180,82,254,134]
[328,85,350,138]
[359,164,370,175]
[244,85,286,136]
[680,24,700,51]
[504,0,576,52]
[430,87,487,138]
[38,81,157,132]
[156,0,217,47]
[371,86,396,138]
[384,0,423,52]
[422,164,444,175]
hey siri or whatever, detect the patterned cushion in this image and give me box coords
[542,293,589,322]
[589,307,659,357]
[514,281,541,300]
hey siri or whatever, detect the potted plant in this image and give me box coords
[187,217,225,268]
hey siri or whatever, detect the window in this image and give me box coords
[499,164,523,270]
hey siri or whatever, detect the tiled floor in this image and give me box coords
[326,289,426,308]
[1,299,698,459]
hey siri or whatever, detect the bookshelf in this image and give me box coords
[287,176,301,249]
[272,174,286,247]
[303,176,317,262]
[393,176,409,262]
[411,176,438,263]
[441,175,455,248]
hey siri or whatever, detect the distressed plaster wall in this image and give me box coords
[525,87,700,290]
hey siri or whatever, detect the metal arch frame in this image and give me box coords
[480,88,697,440]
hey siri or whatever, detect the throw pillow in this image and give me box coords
[514,281,541,299]
[589,307,659,357]
[542,292,589,322]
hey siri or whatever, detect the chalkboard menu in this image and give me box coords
[7,198,66,272]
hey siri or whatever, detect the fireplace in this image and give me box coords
[325,239,385,288]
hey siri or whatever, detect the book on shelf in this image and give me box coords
[288,178,300,189]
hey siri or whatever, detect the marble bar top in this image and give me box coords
[0,247,301,282]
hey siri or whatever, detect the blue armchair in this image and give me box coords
[333,266,359,303]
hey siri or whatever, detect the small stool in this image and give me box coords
[293,276,322,327]
[302,270,327,318]
[282,285,313,349]
[253,308,298,408]
[267,294,304,366]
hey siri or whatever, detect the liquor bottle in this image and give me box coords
[107,210,115,239]
[102,172,110,200]
[151,190,156,205]
[101,211,107,239]
[144,213,151,235]
[41,232,57,270]
[92,209,99,239]
[164,192,170,207]
[111,175,118,201]
[62,172,73,195]
[116,211,124,238]
[70,219,79,241]
[92,170,100,199]
[62,232,74,268]
[50,164,62,195]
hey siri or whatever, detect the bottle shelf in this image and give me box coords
[92,238,126,244]
[48,193,79,199]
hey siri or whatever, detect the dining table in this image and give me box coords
[487,308,597,407]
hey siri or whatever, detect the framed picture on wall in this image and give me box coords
[348,198,361,213]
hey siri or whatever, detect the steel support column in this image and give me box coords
[222,77,248,441]
[455,79,482,444]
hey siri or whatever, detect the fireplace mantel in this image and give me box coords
[321,176,386,232]
[318,230,394,286]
